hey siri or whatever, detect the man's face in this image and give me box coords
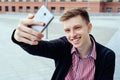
[63,15,92,48]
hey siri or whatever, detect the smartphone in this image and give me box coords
[32,5,54,32]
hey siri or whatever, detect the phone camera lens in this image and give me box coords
[44,13,46,16]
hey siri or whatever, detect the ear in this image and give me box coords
[87,23,92,33]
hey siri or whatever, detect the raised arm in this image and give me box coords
[11,14,71,60]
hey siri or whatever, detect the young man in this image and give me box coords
[11,8,115,80]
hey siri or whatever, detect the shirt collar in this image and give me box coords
[71,36,96,60]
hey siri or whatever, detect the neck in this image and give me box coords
[77,36,92,58]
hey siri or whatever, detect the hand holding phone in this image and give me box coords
[32,5,54,32]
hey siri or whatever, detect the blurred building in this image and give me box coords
[0,0,120,13]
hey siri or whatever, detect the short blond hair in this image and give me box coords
[60,8,90,24]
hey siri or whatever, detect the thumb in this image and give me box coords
[27,14,34,19]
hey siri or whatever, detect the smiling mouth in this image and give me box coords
[72,37,81,44]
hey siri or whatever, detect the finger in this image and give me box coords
[18,31,42,41]
[20,19,45,27]
[15,28,39,45]
[17,25,44,38]
[18,37,39,45]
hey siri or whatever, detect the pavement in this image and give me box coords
[0,13,120,80]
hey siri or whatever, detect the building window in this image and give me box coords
[71,0,76,2]
[34,6,39,13]
[60,0,65,2]
[60,7,65,13]
[51,7,56,13]
[19,6,23,12]
[106,8,112,12]
[51,0,56,2]
[82,0,88,2]
[42,0,45,2]
[0,6,2,11]
[11,0,15,2]
[82,7,88,10]
[5,6,9,12]
[19,0,22,2]
[107,0,112,2]
[12,6,15,12]
[34,0,38,2]
[26,0,30,2]
[26,6,30,13]
[118,8,120,12]
[4,0,8,2]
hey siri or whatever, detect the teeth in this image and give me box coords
[74,39,79,42]
[73,37,81,42]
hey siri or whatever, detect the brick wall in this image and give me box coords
[0,2,120,13]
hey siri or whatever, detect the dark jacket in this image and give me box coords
[12,31,115,80]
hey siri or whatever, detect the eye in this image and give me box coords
[65,29,70,33]
[74,26,81,30]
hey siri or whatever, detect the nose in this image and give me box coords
[70,30,76,39]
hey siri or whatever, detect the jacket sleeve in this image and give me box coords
[102,50,115,80]
[11,30,68,60]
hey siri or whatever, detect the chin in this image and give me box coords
[72,44,81,48]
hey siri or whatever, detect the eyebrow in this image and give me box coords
[64,24,82,30]
[73,24,82,27]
